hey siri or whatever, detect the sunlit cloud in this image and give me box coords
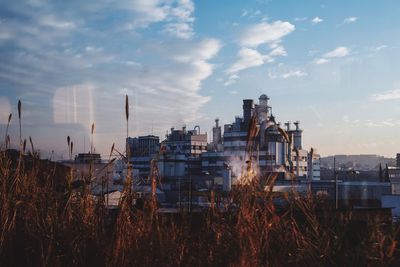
[314,46,350,64]
[227,48,272,74]
[371,89,400,101]
[225,20,294,83]
[239,21,295,48]
[323,46,349,58]
[311,16,323,24]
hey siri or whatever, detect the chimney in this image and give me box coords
[294,121,300,131]
[284,121,291,131]
[242,99,254,124]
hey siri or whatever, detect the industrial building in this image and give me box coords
[127,94,321,192]
[127,135,160,178]
[157,126,207,180]
[202,94,320,184]
[127,127,208,180]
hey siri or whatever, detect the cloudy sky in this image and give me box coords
[1,0,400,158]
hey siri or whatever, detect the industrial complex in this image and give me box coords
[125,94,320,194]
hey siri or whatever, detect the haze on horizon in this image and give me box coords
[1,0,400,159]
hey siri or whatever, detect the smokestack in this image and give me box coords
[284,121,291,131]
[293,121,302,150]
[294,121,300,131]
[258,94,270,106]
[213,118,222,146]
[242,99,254,124]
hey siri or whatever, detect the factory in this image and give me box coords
[202,94,320,185]
[127,94,320,191]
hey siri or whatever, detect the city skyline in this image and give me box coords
[1,0,400,158]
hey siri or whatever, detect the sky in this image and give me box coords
[1,0,400,159]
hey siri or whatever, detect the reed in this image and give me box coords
[3,113,11,149]
[0,98,399,267]
[18,100,21,147]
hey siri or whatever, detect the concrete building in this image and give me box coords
[157,126,208,180]
[308,149,321,181]
[127,135,160,157]
[162,126,207,157]
[127,135,160,178]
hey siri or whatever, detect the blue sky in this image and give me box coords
[1,0,400,158]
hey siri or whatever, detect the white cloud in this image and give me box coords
[311,17,323,24]
[280,70,307,79]
[128,0,195,39]
[172,38,221,63]
[373,45,387,51]
[241,9,248,17]
[224,74,239,86]
[314,58,330,65]
[164,0,195,39]
[85,46,103,53]
[314,46,350,64]
[163,22,194,39]
[127,0,169,28]
[39,15,76,30]
[125,61,141,66]
[323,46,349,58]
[343,17,357,24]
[268,69,307,79]
[363,119,398,127]
[381,119,396,127]
[371,89,400,101]
[269,46,287,57]
[225,20,295,80]
[227,48,273,74]
[239,21,295,48]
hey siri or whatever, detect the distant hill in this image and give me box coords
[320,154,395,171]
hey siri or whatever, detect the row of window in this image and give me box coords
[169,145,207,151]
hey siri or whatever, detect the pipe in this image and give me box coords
[194,125,200,134]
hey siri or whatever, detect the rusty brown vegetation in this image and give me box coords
[1,100,400,266]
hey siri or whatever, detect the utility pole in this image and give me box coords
[189,173,192,213]
[334,157,338,210]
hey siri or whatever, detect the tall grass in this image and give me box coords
[0,100,399,266]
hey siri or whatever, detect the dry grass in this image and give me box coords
[1,101,400,266]
[1,149,399,266]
